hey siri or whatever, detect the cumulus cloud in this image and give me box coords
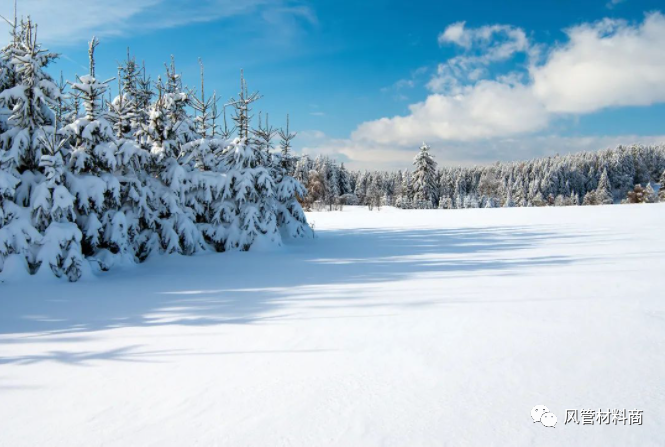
[345,12,665,153]
[429,21,532,93]
[437,21,530,62]
[531,13,665,113]
[353,80,548,145]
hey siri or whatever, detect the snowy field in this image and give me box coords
[1,204,664,446]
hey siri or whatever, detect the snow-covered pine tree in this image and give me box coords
[276,115,295,174]
[354,170,369,205]
[595,168,613,205]
[132,60,153,148]
[293,154,309,186]
[142,67,206,256]
[274,116,311,238]
[107,70,157,263]
[61,37,132,269]
[32,123,83,280]
[0,18,62,277]
[324,158,340,210]
[253,112,277,175]
[190,59,219,139]
[412,143,437,209]
[658,170,665,202]
[118,49,140,127]
[338,162,351,197]
[398,169,413,209]
[220,73,279,250]
[366,174,382,210]
[503,185,514,207]
[582,191,596,206]
[1,13,315,279]
[107,75,135,140]
[0,18,59,172]
[644,183,657,203]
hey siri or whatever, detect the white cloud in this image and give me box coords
[438,22,529,62]
[531,13,665,113]
[430,21,532,94]
[606,0,626,10]
[337,12,665,157]
[0,0,314,45]
[439,22,470,47]
[353,80,548,145]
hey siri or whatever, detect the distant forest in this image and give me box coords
[294,144,665,210]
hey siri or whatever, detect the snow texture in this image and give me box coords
[1,204,664,446]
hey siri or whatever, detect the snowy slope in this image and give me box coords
[1,204,664,446]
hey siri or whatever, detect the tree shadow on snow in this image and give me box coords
[0,224,594,345]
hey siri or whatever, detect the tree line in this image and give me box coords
[295,143,665,210]
[0,17,311,281]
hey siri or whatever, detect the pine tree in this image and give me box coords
[582,191,597,206]
[504,187,514,207]
[62,37,131,269]
[324,158,340,210]
[32,124,83,280]
[0,18,62,277]
[338,162,351,197]
[107,75,136,140]
[0,18,59,172]
[399,169,413,209]
[659,170,665,202]
[293,154,309,186]
[273,116,310,237]
[412,142,437,209]
[220,73,279,250]
[354,170,369,205]
[190,59,219,139]
[366,175,382,210]
[0,14,315,279]
[133,60,153,147]
[142,72,206,256]
[644,183,657,203]
[595,168,613,205]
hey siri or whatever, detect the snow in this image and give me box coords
[1,204,664,446]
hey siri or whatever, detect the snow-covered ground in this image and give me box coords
[1,204,664,446]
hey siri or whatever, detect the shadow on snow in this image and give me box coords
[0,224,591,355]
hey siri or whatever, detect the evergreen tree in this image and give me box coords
[221,74,279,250]
[0,16,313,280]
[278,115,297,176]
[62,37,129,268]
[399,169,413,208]
[142,73,205,256]
[338,162,351,196]
[32,126,83,280]
[644,183,657,203]
[0,19,61,276]
[595,168,613,205]
[412,143,437,209]
[0,18,59,172]
[190,59,218,139]
[274,115,310,238]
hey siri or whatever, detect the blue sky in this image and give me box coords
[3,0,665,169]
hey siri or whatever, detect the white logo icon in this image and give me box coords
[532,405,557,428]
